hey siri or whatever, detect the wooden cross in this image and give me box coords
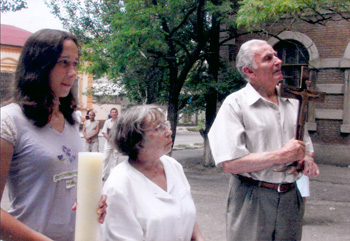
[276,66,326,173]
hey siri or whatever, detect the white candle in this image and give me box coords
[75,152,103,241]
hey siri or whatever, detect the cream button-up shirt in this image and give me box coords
[208,83,313,183]
[102,155,196,241]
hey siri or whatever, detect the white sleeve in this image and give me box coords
[303,127,314,153]
[101,186,144,240]
[0,109,17,146]
[208,101,250,166]
[101,120,109,134]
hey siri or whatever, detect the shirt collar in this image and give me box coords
[126,156,175,199]
[245,83,264,105]
[245,83,290,105]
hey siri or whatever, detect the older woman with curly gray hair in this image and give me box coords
[102,104,204,241]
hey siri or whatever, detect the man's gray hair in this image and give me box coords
[110,104,166,159]
[236,39,268,81]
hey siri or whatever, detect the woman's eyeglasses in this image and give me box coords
[151,121,171,132]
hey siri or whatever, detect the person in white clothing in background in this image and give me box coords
[101,108,120,181]
[74,105,82,125]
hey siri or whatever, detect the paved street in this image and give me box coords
[1,130,349,241]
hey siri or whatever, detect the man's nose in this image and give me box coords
[274,55,282,65]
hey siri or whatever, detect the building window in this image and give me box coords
[274,40,309,87]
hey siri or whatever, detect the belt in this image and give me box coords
[237,175,296,193]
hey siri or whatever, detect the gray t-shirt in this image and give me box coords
[1,103,83,241]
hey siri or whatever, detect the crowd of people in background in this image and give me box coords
[77,107,123,181]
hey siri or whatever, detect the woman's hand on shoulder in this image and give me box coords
[71,195,107,224]
[97,194,108,224]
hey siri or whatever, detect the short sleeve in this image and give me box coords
[303,127,314,153]
[1,109,17,146]
[208,100,250,166]
[101,120,108,134]
[102,185,144,240]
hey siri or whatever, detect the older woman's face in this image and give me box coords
[49,39,79,99]
[141,115,172,156]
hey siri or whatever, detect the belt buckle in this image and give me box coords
[277,183,283,193]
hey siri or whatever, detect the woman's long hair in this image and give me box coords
[14,29,79,127]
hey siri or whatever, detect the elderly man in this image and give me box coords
[208,39,319,241]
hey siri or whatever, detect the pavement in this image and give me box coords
[1,128,350,241]
[173,148,350,241]
[172,128,350,241]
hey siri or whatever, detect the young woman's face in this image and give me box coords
[49,39,79,99]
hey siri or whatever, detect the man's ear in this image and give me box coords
[242,66,254,75]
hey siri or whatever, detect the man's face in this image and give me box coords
[89,112,96,121]
[248,43,283,87]
[110,109,118,119]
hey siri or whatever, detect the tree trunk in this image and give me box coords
[201,5,221,167]
[168,98,178,144]
[200,129,215,167]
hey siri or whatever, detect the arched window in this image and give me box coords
[274,40,309,87]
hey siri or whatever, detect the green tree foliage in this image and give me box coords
[237,0,350,30]
[1,0,27,13]
[46,0,350,166]
[47,0,244,145]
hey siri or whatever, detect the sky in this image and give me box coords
[1,0,65,33]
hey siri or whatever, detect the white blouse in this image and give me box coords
[102,155,196,241]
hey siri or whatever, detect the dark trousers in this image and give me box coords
[226,175,305,241]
